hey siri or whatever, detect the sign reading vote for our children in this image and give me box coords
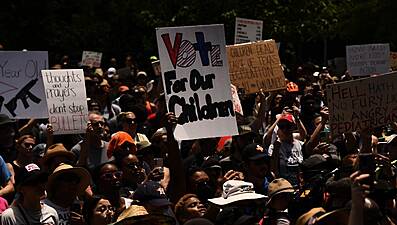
[346,43,390,76]
[0,51,48,119]
[156,24,238,140]
[41,69,88,135]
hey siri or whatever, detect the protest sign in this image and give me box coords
[156,24,238,140]
[346,43,390,76]
[390,52,397,71]
[234,17,263,44]
[231,84,243,115]
[41,69,88,135]
[0,51,48,118]
[327,72,397,136]
[227,40,285,94]
[82,51,102,68]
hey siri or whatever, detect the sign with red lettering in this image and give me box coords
[82,51,102,68]
[156,24,238,140]
[346,43,390,76]
[327,72,397,136]
[227,40,285,94]
[0,51,48,118]
[41,69,88,135]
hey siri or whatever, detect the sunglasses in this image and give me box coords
[101,171,123,180]
[96,205,115,213]
[91,121,105,127]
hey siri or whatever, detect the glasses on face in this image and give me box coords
[101,171,123,180]
[96,205,115,213]
[91,121,105,128]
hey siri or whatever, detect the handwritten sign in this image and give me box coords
[41,69,88,135]
[82,51,102,68]
[346,43,390,76]
[390,52,397,71]
[234,17,263,44]
[156,24,238,140]
[0,51,48,118]
[327,72,397,136]
[227,40,286,94]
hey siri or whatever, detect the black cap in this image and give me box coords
[0,114,15,126]
[133,181,171,207]
[242,143,269,162]
[16,163,48,187]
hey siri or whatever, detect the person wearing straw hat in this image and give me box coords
[260,178,295,225]
[43,163,91,225]
[40,143,76,173]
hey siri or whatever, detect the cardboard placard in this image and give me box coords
[82,51,102,68]
[156,24,238,140]
[227,40,285,94]
[41,69,88,135]
[0,51,48,118]
[234,17,263,44]
[327,72,397,136]
[346,43,390,76]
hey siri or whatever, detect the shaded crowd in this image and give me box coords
[0,55,395,225]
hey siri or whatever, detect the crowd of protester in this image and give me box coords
[0,54,395,225]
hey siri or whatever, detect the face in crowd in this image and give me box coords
[16,135,36,160]
[89,113,106,139]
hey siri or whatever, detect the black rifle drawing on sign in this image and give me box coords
[5,79,41,116]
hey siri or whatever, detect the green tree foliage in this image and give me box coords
[0,0,395,67]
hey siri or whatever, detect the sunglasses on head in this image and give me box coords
[101,171,123,180]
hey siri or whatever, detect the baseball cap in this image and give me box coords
[133,181,171,207]
[16,163,48,187]
[241,143,270,162]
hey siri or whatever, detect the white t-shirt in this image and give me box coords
[1,203,59,225]
[42,199,70,225]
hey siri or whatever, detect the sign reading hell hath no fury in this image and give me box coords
[227,40,286,94]
[327,72,397,136]
[156,24,238,140]
[41,69,88,135]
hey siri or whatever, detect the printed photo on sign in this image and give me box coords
[41,69,88,135]
[156,24,238,140]
[0,51,48,118]
[82,51,103,68]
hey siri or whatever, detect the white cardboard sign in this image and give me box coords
[234,17,263,44]
[346,43,390,76]
[156,24,238,140]
[41,69,88,135]
[0,51,48,118]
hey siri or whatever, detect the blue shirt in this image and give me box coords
[0,155,11,185]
